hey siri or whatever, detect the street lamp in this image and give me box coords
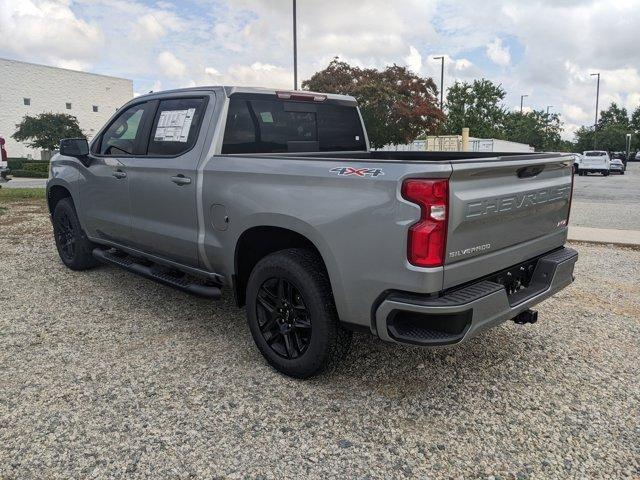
[292,0,298,90]
[546,105,553,115]
[520,94,529,114]
[433,56,445,110]
[591,72,600,148]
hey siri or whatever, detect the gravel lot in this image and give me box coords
[1,199,639,479]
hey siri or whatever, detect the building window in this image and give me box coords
[23,98,31,106]
[92,105,99,112]
[66,102,72,110]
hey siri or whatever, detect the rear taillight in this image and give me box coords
[402,179,449,268]
[567,163,575,224]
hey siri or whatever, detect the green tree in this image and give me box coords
[598,102,628,128]
[502,110,563,151]
[303,58,444,148]
[13,113,84,151]
[443,79,507,138]
[631,106,640,131]
[575,103,635,152]
[574,126,595,152]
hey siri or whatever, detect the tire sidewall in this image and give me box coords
[53,198,94,270]
[246,251,336,377]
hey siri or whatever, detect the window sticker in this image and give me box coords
[259,111,274,123]
[154,108,196,142]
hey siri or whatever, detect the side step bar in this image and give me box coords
[92,248,222,299]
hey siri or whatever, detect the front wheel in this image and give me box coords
[52,198,99,270]
[603,171,610,176]
[245,248,352,378]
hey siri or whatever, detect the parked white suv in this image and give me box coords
[579,151,610,176]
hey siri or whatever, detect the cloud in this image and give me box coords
[157,51,187,78]
[485,38,511,67]
[0,0,103,65]
[405,46,422,73]
[1,0,639,141]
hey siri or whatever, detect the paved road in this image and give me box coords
[571,162,640,230]
[0,177,47,188]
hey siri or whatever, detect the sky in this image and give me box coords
[1,0,639,140]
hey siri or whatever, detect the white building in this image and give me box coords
[0,58,133,159]
[377,135,534,153]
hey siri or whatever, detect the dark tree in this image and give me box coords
[13,113,85,151]
[303,58,444,148]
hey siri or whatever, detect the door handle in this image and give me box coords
[112,170,127,179]
[171,175,192,186]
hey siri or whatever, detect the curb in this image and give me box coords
[568,226,640,247]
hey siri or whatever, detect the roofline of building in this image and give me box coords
[0,57,132,83]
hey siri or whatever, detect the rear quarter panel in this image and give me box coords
[200,155,451,328]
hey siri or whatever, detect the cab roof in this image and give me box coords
[134,85,357,105]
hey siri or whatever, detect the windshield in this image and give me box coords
[584,151,607,157]
[222,96,366,154]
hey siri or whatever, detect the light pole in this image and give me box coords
[292,0,298,90]
[591,72,600,148]
[433,56,445,109]
[546,105,553,115]
[520,94,529,114]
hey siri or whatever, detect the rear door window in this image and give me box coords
[221,97,365,154]
[147,98,206,156]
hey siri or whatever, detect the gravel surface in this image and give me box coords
[1,200,639,479]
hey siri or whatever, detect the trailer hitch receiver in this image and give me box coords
[512,309,538,325]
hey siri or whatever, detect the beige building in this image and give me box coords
[0,58,133,158]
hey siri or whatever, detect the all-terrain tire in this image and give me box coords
[52,198,99,270]
[245,248,352,378]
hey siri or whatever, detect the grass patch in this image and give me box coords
[0,187,46,201]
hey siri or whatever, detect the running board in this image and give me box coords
[92,248,222,299]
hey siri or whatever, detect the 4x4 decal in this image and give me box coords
[329,167,385,177]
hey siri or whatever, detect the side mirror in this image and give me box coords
[60,138,89,157]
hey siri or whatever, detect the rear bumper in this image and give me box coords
[374,247,578,346]
[578,166,608,171]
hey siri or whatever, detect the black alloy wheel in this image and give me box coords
[52,197,99,270]
[256,276,312,359]
[55,210,76,263]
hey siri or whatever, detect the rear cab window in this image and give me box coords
[221,94,366,154]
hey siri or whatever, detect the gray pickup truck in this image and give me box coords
[47,86,578,378]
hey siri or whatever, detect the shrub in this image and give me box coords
[7,158,49,170]
[10,169,48,178]
[24,162,49,174]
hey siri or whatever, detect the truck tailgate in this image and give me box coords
[444,154,573,289]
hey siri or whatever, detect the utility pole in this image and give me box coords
[293,0,298,90]
[433,56,445,109]
[520,94,529,114]
[590,73,600,148]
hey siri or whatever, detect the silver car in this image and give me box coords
[610,158,625,174]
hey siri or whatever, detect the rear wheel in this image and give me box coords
[603,171,610,176]
[245,248,352,378]
[52,198,99,270]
